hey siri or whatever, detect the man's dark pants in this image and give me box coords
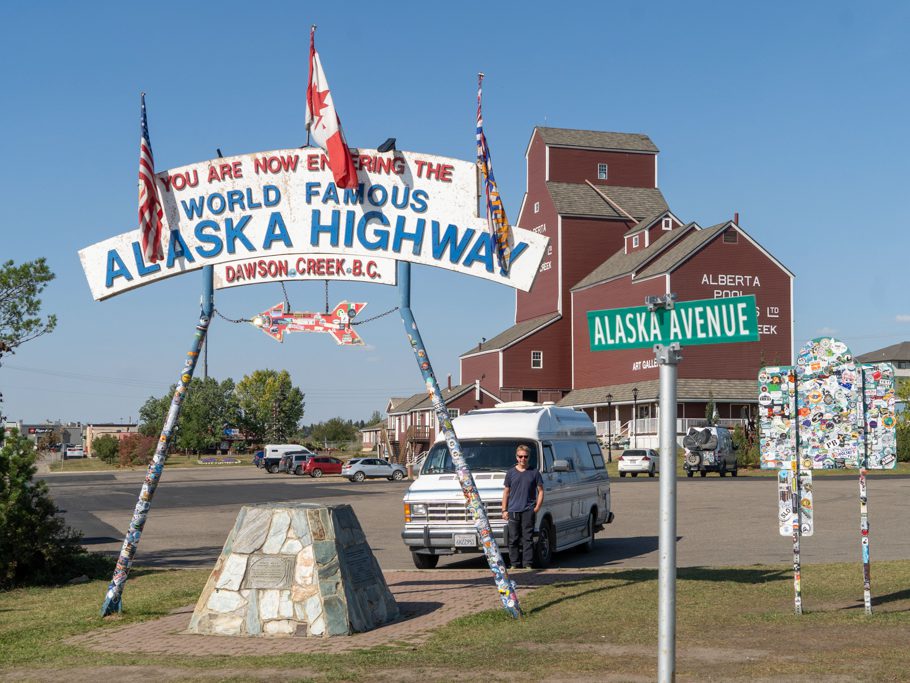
[507,509,535,568]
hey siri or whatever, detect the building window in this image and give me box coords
[597,163,608,180]
[534,201,540,213]
[531,350,543,369]
[723,229,738,243]
[632,235,640,248]
[447,408,460,420]
[662,216,673,230]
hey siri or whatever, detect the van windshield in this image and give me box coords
[421,440,539,474]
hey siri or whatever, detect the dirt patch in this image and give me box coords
[520,641,778,664]
[0,666,318,682]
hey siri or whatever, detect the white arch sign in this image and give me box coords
[79,148,548,300]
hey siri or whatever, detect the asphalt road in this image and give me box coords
[43,467,910,572]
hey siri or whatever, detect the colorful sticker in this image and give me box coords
[778,469,814,536]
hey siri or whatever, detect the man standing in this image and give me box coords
[502,444,544,568]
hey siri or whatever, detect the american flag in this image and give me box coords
[139,93,164,263]
[476,73,513,275]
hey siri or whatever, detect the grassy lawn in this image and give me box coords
[2,561,910,680]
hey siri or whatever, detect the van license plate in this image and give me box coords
[454,533,477,548]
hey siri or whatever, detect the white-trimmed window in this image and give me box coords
[632,234,640,248]
[447,408,460,420]
[534,201,540,213]
[597,163,608,180]
[531,350,543,369]
[662,216,673,230]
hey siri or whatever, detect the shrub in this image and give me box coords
[0,430,84,589]
[733,424,760,468]
[897,422,910,462]
[118,433,158,467]
[92,434,120,464]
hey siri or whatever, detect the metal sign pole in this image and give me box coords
[100,266,214,616]
[397,261,521,618]
[655,340,681,683]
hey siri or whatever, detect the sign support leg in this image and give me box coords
[396,262,521,618]
[655,341,681,683]
[100,266,214,616]
[859,467,872,614]
[791,459,803,615]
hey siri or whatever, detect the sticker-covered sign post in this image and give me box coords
[588,293,758,683]
[758,337,896,615]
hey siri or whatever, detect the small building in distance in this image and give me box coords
[84,422,138,456]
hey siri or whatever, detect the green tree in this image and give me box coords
[92,434,120,465]
[732,423,759,469]
[138,392,171,437]
[137,377,240,452]
[0,259,57,441]
[173,377,239,452]
[0,430,83,588]
[896,378,910,462]
[311,417,357,446]
[705,392,717,426]
[236,369,305,443]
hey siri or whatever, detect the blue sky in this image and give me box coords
[2,2,908,425]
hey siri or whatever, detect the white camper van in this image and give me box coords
[401,402,614,569]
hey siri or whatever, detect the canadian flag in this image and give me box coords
[306,28,358,189]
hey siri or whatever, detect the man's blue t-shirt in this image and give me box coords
[504,467,544,513]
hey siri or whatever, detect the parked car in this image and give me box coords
[280,452,313,475]
[252,450,264,468]
[303,456,344,478]
[683,426,738,477]
[64,445,85,459]
[342,458,407,482]
[617,448,659,477]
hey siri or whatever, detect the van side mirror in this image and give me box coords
[553,459,571,472]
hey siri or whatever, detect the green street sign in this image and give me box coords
[588,295,759,351]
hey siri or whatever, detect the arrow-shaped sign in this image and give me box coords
[250,301,367,345]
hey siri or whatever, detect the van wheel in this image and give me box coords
[267,464,278,474]
[619,472,626,478]
[700,471,707,478]
[731,468,738,477]
[631,472,638,478]
[412,553,439,569]
[686,470,694,478]
[533,519,555,569]
[581,512,596,553]
[719,470,727,477]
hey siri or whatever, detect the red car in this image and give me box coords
[302,455,344,478]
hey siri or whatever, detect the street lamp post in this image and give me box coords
[606,392,614,463]
[632,386,639,448]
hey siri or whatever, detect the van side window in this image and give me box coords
[554,442,577,470]
[588,442,605,469]
[542,444,554,473]
[576,443,597,471]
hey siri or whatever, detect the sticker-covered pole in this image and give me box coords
[397,261,521,618]
[655,339,681,683]
[101,266,214,616]
[791,458,803,615]
[859,467,871,614]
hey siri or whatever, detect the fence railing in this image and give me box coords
[594,417,747,439]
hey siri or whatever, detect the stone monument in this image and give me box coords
[187,502,399,637]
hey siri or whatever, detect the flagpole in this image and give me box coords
[306,24,316,148]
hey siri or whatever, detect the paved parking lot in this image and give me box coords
[43,467,910,571]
